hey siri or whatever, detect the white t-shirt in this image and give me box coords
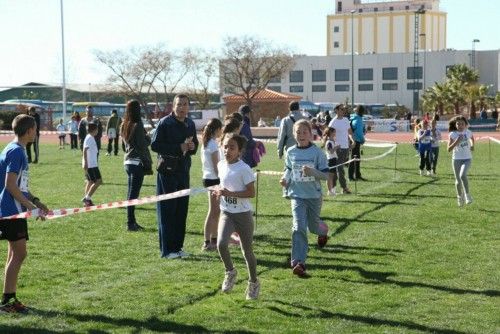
[325,139,338,159]
[82,134,99,168]
[201,138,219,180]
[328,117,350,149]
[56,123,66,135]
[449,130,473,160]
[218,159,255,213]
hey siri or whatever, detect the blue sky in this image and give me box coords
[0,0,497,87]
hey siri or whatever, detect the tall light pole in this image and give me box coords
[413,5,425,116]
[60,0,67,121]
[351,9,355,112]
[419,33,426,92]
[310,63,314,103]
[88,83,91,102]
[472,39,480,69]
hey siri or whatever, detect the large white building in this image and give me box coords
[327,0,446,55]
[266,50,499,109]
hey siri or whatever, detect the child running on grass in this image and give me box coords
[430,116,442,175]
[280,119,329,277]
[213,133,259,300]
[0,114,49,313]
[417,119,432,176]
[82,122,102,207]
[201,118,223,251]
[447,115,475,207]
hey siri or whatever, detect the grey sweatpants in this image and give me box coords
[452,159,471,197]
[217,210,257,282]
[336,148,349,189]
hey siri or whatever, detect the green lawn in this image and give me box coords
[0,140,498,333]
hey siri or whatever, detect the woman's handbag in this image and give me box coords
[156,155,179,174]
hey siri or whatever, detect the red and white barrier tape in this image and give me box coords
[1,187,209,221]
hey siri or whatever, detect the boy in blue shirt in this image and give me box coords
[0,114,48,313]
[280,119,329,277]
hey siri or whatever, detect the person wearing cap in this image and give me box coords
[237,105,257,168]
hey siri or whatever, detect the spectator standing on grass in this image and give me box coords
[348,105,366,181]
[322,127,339,196]
[56,119,66,149]
[151,94,198,259]
[277,101,303,159]
[78,106,103,152]
[328,104,351,194]
[447,116,475,207]
[81,122,102,207]
[121,100,153,232]
[0,114,49,313]
[25,107,40,164]
[68,115,79,149]
[106,109,122,156]
[213,133,259,300]
[280,119,329,278]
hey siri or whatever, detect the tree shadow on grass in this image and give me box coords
[261,300,468,334]
[27,308,256,334]
[339,277,500,298]
[331,178,438,237]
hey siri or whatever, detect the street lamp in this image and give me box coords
[88,83,91,102]
[310,63,314,103]
[472,39,480,69]
[419,33,426,92]
[351,9,355,112]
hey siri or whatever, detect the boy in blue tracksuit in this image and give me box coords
[348,105,366,181]
[280,119,329,277]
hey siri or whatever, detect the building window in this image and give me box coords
[374,7,378,12]
[407,66,423,79]
[289,70,303,83]
[389,6,394,11]
[407,82,423,90]
[335,69,350,81]
[334,26,340,33]
[382,83,398,91]
[358,68,373,81]
[359,9,363,13]
[334,41,340,48]
[268,86,281,92]
[382,67,398,80]
[335,84,350,92]
[289,85,303,93]
[268,76,281,83]
[405,5,410,10]
[312,70,326,82]
[358,84,373,91]
[312,85,327,92]
[337,1,342,12]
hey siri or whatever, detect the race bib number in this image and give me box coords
[20,170,29,192]
[291,164,315,182]
[224,196,238,205]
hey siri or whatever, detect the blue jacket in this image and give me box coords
[151,114,199,172]
[349,113,365,144]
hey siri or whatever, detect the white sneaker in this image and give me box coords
[457,195,464,207]
[222,268,237,293]
[327,189,336,196]
[164,252,181,259]
[177,250,190,258]
[426,170,431,176]
[419,170,424,176]
[246,280,260,300]
[464,193,473,205]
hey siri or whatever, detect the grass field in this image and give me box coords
[0,139,499,333]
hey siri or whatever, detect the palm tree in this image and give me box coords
[422,82,450,115]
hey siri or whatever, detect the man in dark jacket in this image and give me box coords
[151,94,198,259]
[26,107,40,163]
[78,106,102,151]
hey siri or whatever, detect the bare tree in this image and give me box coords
[94,44,193,119]
[220,36,295,123]
[184,48,219,109]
